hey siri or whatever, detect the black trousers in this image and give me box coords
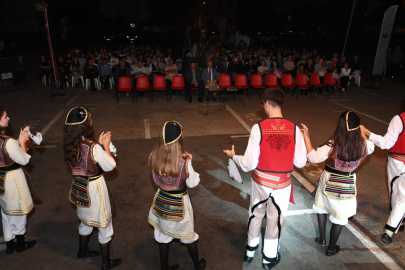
[186,81,203,100]
[100,75,111,89]
[340,76,349,88]
[165,79,172,96]
[86,71,100,88]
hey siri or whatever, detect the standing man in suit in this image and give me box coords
[185,61,203,103]
[201,61,219,101]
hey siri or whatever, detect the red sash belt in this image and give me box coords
[252,169,295,203]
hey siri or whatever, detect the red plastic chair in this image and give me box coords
[250,74,265,89]
[295,74,311,98]
[152,75,167,102]
[265,74,280,88]
[117,76,133,103]
[235,74,249,90]
[324,73,341,97]
[281,74,296,97]
[135,76,151,102]
[309,73,326,98]
[219,74,231,89]
[171,75,185,99]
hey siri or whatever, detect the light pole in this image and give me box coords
[341,0,357,57]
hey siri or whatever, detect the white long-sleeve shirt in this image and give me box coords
[369,115,403,149]
[233,123,307,172]
[340,68,351,77]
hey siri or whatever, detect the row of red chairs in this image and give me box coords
[117,73,341,103]
[117,75,188,103]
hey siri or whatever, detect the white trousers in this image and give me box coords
[247,181,290,260]
[1,208,27,242]
[353,70,361,86]
[78,221,114,244]
[154,228,199,244]
[385,158,405,234]
[313,205,348,225]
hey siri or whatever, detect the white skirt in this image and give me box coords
[314,170,357,219]
[77,176,112,228]
[148,189,196,239]
[0,168,33,216]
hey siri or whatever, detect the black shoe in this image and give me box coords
[399,225,404,232]
[75,84,79,88]
[326,245,340,257]
[188,98,192,103]
[15,235,36,253]
[355,84,358,87]
[60,85,64,89]
[315,237,326,246]
[77,249,101,258]
[381,233,393,244]
[195,258,206,270]
[211,96,216,101]
[169,264,179,270]
[5,240,15,255]
[101,258,122,270]
[244,254,253,263]
[198,98,203,103]
[92,87,97,91]
[262,253,281,270]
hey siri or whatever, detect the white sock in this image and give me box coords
[385,230,394,237]
[263,258,271,264]
[246,250,255,257]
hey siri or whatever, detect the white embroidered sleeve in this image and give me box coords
[186,160,200,188]
[93,144,116,172]
[369,116,402,150]
[307,144,332,164]
[232,124,261,172]
[6,138,31,166]
[294,126,307,168]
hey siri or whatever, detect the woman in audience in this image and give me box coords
[339,62,351,92]
[304,58,315,75]
[315,58,327,83]
[283,55,295,75]
[70,56,83,88]
[155,57,166,75]
[269,60,283,84]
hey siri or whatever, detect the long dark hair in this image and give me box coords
[324,111,364,161]
[63,117,95,167]
[0,107,5,134]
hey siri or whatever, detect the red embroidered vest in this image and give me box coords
[252,118,296,189]
[389,113,405,162]
[149,152,190,192]
[70,139,102,177]
[0,135,14,168]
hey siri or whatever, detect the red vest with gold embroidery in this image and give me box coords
[149,152,190,192]
[389,113,405,162]
[252,118,296,189]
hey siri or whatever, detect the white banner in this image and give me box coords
[372,5,398,76]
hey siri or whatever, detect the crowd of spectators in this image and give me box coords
[37,39,404,102]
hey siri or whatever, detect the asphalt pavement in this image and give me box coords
[0,78,404,270]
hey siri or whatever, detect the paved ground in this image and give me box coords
[0,78,404,269]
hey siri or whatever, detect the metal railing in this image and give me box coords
[0,64,33,92]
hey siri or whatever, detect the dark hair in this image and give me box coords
[272,60,279,68]
[260,88,285,107]
[0,107,6,134]
[324,111,364,161]
[190,61,196,65]
[63,114,95,167]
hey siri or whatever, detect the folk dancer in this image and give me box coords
[301,111,374,256]
[362,112,405,244]
[0,107,40,254]
[148,121,206,270]
[223,88,307,270]
[63,107,121,270]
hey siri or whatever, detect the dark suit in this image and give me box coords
[185,68,203,101]
[201,67,219,83]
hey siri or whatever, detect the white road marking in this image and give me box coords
[286,209,316,216]
[329,101,389,125]
[40,109,65,136]
[346,222,402,270]
[144,119,151,139]
[224,104,251,132]
[226,102,400,269]
[40,89,85,136]
[292,170,316,193]
[231,135,250,138]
